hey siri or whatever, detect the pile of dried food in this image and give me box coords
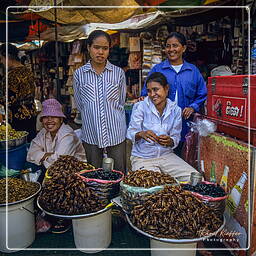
[182,183,226,197]
[77,168,124,200]
[80,168,123,181]
[46,155,93,176]
[130,186,223,239]
[123,169,177,188]
[121,170,177,214]
[182,182,228,215]
[0,178,40,204]
[0,123,27,141]
[39,171,107,215]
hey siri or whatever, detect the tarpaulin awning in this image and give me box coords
[2,0,247,42]
[12,0,151,24]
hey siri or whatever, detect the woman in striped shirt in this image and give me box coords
[73,30,127,172]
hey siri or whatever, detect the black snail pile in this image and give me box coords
[81,169,122,181]
[131,186,223,239]
[182,183,226,197]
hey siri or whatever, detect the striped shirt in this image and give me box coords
[73,60,127,148]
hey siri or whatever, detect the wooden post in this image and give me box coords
[54,0,61,102]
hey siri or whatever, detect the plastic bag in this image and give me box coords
[36,212,51,233]
[30,169,42,182]
[181,131,199,169]
[120,181,178,214]
[0,164,19,177]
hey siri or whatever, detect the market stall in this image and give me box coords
[1,1,255,254]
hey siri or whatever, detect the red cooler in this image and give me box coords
[206,75,256,146]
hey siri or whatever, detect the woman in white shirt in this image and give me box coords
[27,98,86,170]
[127,72,197,182]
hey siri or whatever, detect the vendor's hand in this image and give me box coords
[158,135,174,147]
[182,107,194,120]
[136,130,158,143]
[40,152,54,164]
[137,96,145,102]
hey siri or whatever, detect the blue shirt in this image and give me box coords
[127,97,182,159]
[73,60,127,148]
[141,60,207,141]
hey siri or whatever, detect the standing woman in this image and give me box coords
[73,30,127,172]
[0,43,37,142]
[141,32,207,156]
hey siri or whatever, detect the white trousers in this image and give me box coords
[130,153,197,182]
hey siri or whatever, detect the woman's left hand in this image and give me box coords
[182,107,194,120]
[158,135,174,147]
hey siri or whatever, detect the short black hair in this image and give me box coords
[165,32,187,46]
[0,43,19,60]
[87,30,111,47]
[146,72,168,88]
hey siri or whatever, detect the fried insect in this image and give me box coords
[47,155,93,176]
[39,172,107,215]
[130,186,223,239]
[123,169,176,188]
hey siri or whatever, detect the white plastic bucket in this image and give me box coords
[0,197,36,253]
[150,238,197,256]
[72,207,112,253]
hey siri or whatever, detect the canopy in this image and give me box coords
[13,0,149,24]
[1,0,247,42]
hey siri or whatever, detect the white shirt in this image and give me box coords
[27,123,86,168]
[126,97,182,159]
[73,60,127,148]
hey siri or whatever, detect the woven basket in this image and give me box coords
[77,168,124,202]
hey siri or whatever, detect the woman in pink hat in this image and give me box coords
[27,98,86,170]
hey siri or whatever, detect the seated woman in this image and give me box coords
[127,72,197,182]
[27,98,86,172]
[27,98,86,234]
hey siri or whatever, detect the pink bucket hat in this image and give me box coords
[40,98,66,119]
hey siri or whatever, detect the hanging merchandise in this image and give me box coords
[68,55,75,66]
[129,37,140,52]
[71,40,82,55]
[142,42,152,81]
[120,33,129,48]
[73,53,84,63]
[128,52,141,69]
[141,35,163,82]
[155,25,168,41]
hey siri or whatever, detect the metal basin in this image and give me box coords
[0,132,28,150]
